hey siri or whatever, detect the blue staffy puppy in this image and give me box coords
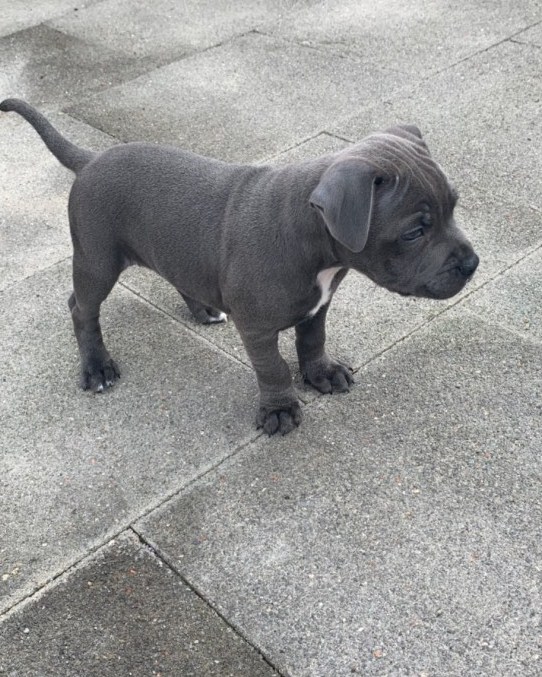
[1,99,478,435]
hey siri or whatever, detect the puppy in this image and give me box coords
[1,99,478,435]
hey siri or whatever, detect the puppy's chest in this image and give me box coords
[307,266,343,317]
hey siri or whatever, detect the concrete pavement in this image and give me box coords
[1,1,541,675]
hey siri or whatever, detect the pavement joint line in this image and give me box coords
[257,130,340,163]
[61,107,128,143]
[318,83,418,143]
[0,429,265,620]
[510,38,542,49]
[150,27,263,66]
[58,27,262,123]
[460,305,542,346]
[36,23,166,107]
[61,110,123,145]
[118,280,321,406]
[118,279,254,372]
[0,255,71,295]
[322,130,355,144]
[0,524,137,620]
[251,27,406,75]
[346,240,542,377]
[428,21,542,78]
[342,281,492,376]
[4,235,539,407]
[129,526,286,677]
[129,428,265,535]
[1,522,286,673]
[464,235,542,287]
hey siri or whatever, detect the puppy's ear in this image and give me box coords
[393,124,423,139]
[385,124,429,151]
[310,161,380,253]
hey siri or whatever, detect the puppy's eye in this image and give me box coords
[401,226,425,241]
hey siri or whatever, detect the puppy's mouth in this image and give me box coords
[420,274,472,300]
[397,286,453,300]
[422,286,455,300]
[418,257,478,299]
[396,273,472,300]
[378,258,478,300]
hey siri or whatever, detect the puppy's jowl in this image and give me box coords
[1,99,478,435]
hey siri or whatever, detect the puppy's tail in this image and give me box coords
[0,98,96,173]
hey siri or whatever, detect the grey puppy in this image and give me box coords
[1,99,478,435]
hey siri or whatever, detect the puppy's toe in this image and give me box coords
[257,401,302,436]
[278,411,298,435]
[303,357,354,395]
[330,365,354,393]
[81,358,120,392]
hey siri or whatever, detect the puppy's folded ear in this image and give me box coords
[310,161,381,253]
[385,124,430,151]
[392,123,423,139]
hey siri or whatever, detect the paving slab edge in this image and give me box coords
[4,235,541,615]
[0,528,285,675]
[130,527,285,676]
[0,425,263,617]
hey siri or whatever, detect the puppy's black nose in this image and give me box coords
[458,252,479,277]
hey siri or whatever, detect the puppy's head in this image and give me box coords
[310,125,478,299]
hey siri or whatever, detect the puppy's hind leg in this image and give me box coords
[70,255,121,392]
[180,292,227,325]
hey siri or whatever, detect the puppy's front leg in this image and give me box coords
[235,324,301,436]
[296,304,354,394]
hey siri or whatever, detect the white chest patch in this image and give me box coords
[308,266,343,317]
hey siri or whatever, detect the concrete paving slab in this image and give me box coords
[65,32,404,162]
[0,109,117,290]
[49,0,317,61]
[2,2,541,675]
[0,0,100,39]
[137,310,542,676]
[330,40,542,212]
[0,532,278,677]
[0,24,158,107]
[462,246,542,341]
[0,260,259,613]
[264,0,542,75]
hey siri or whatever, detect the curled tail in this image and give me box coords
[0,98,96,173]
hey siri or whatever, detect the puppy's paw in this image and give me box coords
[183,297,227,324]
[202,309,227,324]
[302,356,354,394]
[257,401,302,436]
[80,357,120,392]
